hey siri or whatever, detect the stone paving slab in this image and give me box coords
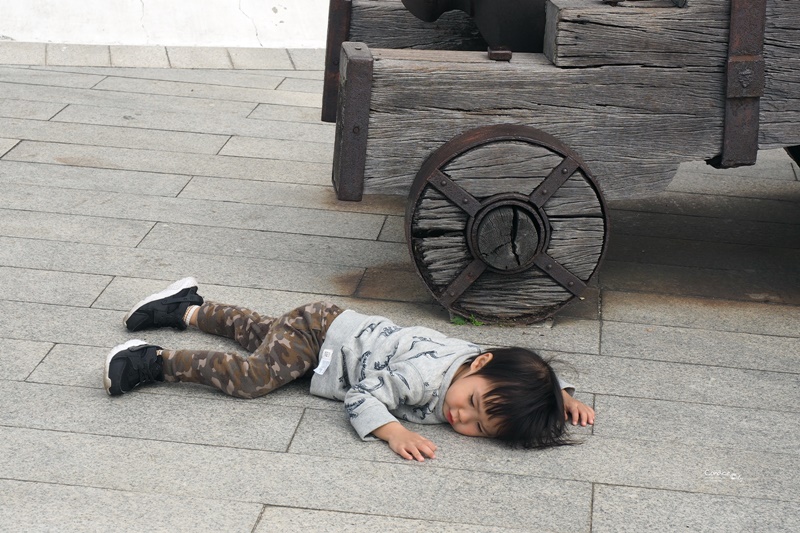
[559,352,799,412]
[609,190,800,224]
[165,47,233,69]
[0,380,303,451]
[228,47,294,70]
[0,42,46,65]
[601,259,799,305]
[91,276,435,320]
[253,507,522,533]
[3,141,331,186]
[36,66,287,89]
[601,320,800,373]
[109,45,171,68]
[137,223,409,268]
[0,426,593,531]
[0,182,384,239]
[0,479,263,533]
[0,208,154,247]
[93,76,320,107]
[0,339,53,381]
[219,135,333,163]
[594,394,798,454]
[354,266,432,304]
[592,485,800,533]
[0,65,105,89]
[0,116,231,154]
[606,233,799,272]
[0,300,135,347]
[253,69,325,80]
[53,103,336,143]
[0,98,65,120]
[177,176,402,215]
[0,239,365,299]
[287,409,799,502]
[378,215,406,243]
[602,291,800,337]
[46,44,111,67]
[26,343,125,390]
[1,43,309,71]
[609,209,799,249]
[0,81,259,116]
[0,137,18,157]
[678,151,798,181]
[668,169,800,201]
[0,266,110,307]
[276,76,324,94]
[0,160,191,196]
[287,48,326,70]
[35,65,324,82]
[248,102,325,123]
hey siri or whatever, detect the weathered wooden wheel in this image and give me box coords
[405,124,609,324]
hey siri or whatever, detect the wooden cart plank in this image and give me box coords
[362,49,722,199]
[544,0,800,149]
[761,1,800,148]
[544,0,729,68]
[323,0,485,122]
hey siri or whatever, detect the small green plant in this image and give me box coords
[450,314,484,326]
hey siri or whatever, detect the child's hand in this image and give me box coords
[373,421,437,462]
[562,390,595,426]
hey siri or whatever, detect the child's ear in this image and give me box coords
[470,352,493,371]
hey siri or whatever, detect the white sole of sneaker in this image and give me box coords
[104,339,148,395]
[122,276,199,327]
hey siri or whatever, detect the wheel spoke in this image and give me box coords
[533,252,587,296]
[429,170,482,216]
[440,259,487,307]
[529,157,580,208]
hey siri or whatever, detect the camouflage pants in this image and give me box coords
[161,301,343,398]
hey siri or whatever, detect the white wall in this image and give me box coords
[0,0,329,48]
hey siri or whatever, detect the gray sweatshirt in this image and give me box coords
[310,310,573,440]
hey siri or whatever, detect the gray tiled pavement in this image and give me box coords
[0,43,798,532]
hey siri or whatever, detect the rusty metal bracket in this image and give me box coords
[331,42,373,201]
[533,253,586,297]
[718,0,767,168]
[529,157,579,208]
[429,170,482,217]
[439,259,487,308]
[322,0,352,123]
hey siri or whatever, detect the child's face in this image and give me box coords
[443,372,500,438]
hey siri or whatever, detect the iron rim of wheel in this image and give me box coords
[405,124,609,324]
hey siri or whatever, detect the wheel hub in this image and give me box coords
[467,194,549,274]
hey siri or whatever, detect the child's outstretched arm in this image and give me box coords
[562,390,595,426]
[372,421,437,462]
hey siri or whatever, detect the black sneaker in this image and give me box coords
[104,340,164,396]
[124,277,203,331]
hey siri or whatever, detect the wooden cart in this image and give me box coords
[322,0,800,324]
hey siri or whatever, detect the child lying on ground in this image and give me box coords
[104,278,595,461]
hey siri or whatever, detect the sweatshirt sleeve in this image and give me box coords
[343,365,426,440]
[556,374,575,396]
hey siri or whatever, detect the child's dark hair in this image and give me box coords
[472,347,572,449]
